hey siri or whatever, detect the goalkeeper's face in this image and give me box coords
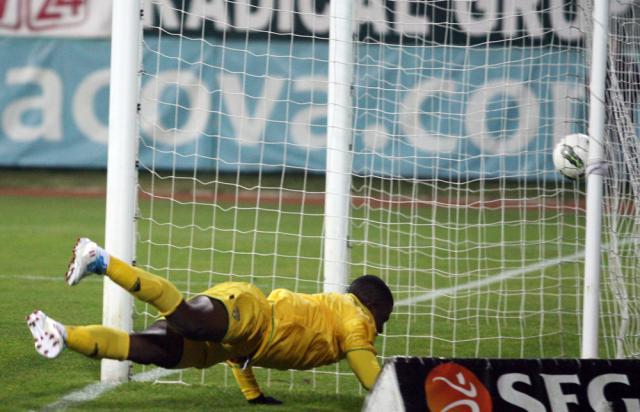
[372,303,393,334]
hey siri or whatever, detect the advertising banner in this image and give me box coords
[4,0,632,177]
[142,0,624,46]
[0,36,591,177]
[4,0,620,42]
[364,357,640,412]
[0,0,111,37]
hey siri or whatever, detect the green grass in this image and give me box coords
[0,194,364,410]
[0,171,591,410]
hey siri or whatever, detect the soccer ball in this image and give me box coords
[552,133,589,180]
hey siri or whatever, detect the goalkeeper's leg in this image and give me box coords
[64,237,228,342]
[62,321,185,367]
[65,238,183,316]
[28,313,184,367]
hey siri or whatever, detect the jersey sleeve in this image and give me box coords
[342,317,377,354]
[346,350,381,390]
[227,361,262,401]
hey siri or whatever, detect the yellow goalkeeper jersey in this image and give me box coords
[250,289,377,370]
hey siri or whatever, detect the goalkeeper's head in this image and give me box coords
[347,275,394,333]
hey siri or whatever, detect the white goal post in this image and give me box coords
[323,0,354,293]
[103,0,640,387]
[101,0,141,382]
[581,0,609,359]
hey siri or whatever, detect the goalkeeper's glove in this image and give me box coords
[248,393,283,405]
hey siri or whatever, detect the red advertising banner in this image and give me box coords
[0,0,111,37]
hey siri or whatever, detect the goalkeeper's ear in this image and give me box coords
[247,393,283,405]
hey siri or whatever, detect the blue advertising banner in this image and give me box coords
[0,36,592,178]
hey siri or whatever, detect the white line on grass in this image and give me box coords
[396,250,586,307]
[39,367,179,411]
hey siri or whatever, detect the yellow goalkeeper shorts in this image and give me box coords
[200,282,271,347]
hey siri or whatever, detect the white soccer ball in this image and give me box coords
[552,133,589,180]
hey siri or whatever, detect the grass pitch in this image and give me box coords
[1,193,366,411]
[0,169,588,410]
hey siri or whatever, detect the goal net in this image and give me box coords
[129,0,640,393]
[597,1,640,359]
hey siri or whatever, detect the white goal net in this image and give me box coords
[597,1,640,359]
[129,0,640,393]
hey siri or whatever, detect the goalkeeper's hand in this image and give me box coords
[248,393,283,405]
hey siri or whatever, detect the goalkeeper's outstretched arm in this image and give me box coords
[228,361,282,405]
[346,350,381,390]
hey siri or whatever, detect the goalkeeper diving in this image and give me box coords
[26,238,394,404]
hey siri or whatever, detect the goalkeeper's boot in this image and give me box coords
[65,237,108,286]
[26,310,66,359]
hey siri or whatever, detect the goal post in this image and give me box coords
[324,0,354,293]
[581,0,609,359]
[101,0,142,382]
